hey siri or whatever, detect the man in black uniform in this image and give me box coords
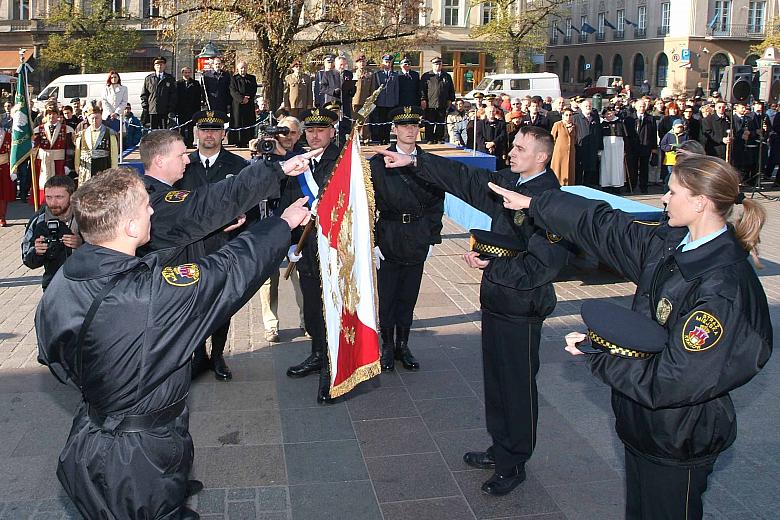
[420,57,456,144]
[36,168,311,520]
[140,56,178,130]
[202,56,232,113]
[397,57,421,107]
[702,99,731,159]
[375,125,571,496]
[175,111,250,381]
[369,106,444,371]
[280,108,341,403]
[229,61,258,148]
[177,67,202,148]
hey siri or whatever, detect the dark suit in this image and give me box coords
[682,116,701,144]
[731,113,759,180]
[202,70,231,113]
[176,79,202,147]
[702,114,730,159]
[229,73,258,148]
[624,113,657,192]
[521,114,550,131]
[575,111,603,187]
[420,71,456,143]
[175,148,250,368]
[140,72,178,129]
[397,70,421,107]
[476,118,508,170]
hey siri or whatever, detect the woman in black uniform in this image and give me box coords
[487,154,772,520]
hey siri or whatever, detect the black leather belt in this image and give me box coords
[89,397,187,433]
[380,211,421,224]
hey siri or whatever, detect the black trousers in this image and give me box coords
[627,153,651,192]
[194,320,230,360]
[300,273,327,356]
[424,108,447,142]
[371,106,392,143]
[482,310,542,474]
[150,114,170,130]
[624,448,714,520]
[378,260,424,329]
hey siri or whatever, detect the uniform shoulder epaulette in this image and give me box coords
[631,219,661,226]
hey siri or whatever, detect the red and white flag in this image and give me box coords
[316,135,381,398]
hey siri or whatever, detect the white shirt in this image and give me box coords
[199,151,220,169]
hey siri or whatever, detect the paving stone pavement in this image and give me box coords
[1,184,779,520]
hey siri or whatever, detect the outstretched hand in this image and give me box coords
[280,197,311,229]
[373,149,414,169]
[282,149,324,176]
[564,332,587,356]
[487,182,532,210]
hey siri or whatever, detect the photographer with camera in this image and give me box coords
[21,176,82,290]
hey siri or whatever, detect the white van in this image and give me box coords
[463,72,561,101]
[34,72,151,113]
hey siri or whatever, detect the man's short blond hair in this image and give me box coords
[72,167,147,244]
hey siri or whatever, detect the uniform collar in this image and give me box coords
[678,225,727,252]
[143,174,172,189]
[516,169,547,186]
[670,227,748,281]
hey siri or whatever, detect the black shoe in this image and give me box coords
[179,506,200,520]
[286,352,322,378]
[317,363,334,404]
[463,451,496,469]
[211,354,232,381]
[481,465,526,496]
[394,326,420,371]
[186,479,204,496]
[191,355,211,380]
[380,327,395,371]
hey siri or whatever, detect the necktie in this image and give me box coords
[311,159,318,171]
[159,74,163,81]
[204,158,210,170]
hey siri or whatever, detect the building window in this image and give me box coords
[709,53,730,92]
[565,18,572,37]
[482,1,495,25]
[563,56,570,83]
[748,1,765,33]
[633,53,645,86]
[580,15,589,42]
[714,1,731,32]
[617,9,624,32]
[613,54,623,77]
[660,3,670,34]
[444,0,460,26]
[111,0,123,14]
[577,55,586,82]
[12,0,31,20]
[638,6,646,29]
[142,0,159,18]
[594,54,603,78]
[656,53,668,87]
[598,12,606,37]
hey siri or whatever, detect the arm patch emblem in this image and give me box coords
[164,190,190,203]
[546,231,562,243]
[162,263,200,286]
[681,310,723,352]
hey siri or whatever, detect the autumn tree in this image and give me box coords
[750,18,780,56]
[39,0,142,73]
[469,0,568,71]
[155,0,437,109]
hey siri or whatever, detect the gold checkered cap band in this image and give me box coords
[472,241,520,258]
[587,330,653,359]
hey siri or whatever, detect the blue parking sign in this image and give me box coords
[681,49,690,61]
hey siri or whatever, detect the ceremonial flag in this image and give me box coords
[624,18,636,26]
[581,22,597,34]
[707,13,719,29]
[316,134,380,398]
[11,61,34,206]
[570,25,581,34]
[604,19,618,30]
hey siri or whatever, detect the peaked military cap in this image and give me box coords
[154,56,167,64]
[302,108,338,128]
[580,301,667,359]
[324,100,342,111]
[382,54,393,61]
[430,57,443,64]
[469,229,523,259]
[390,106,423,125]
[193,110,229,129]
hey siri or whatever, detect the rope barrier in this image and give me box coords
[123,114,275,133]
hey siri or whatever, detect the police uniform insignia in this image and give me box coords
[546,231,562,243]
[404,106,412,114]
[656,298,672,326]
[162,263,200,287]
[164,190,190,203]
[513,210,525,226]
[207,111,214,118]
[681,310,723,352]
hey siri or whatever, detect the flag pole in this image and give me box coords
[283,218,316,280]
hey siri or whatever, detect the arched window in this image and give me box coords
[613,55,623,77]
[745,54,760,67]
[577,55,586,83]
[563,56,570,83]
[656,53,668,87]
[709,53,730,93]
[633,53,645,86]
[594,54,603,79]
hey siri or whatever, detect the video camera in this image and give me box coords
[257,125,291,155]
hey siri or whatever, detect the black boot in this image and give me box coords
[317,359,334,404]
[380,327,395,371]
[287,350,323,378]
[210,339,232,381]
[394,326,420,371]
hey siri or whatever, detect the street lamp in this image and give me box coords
[196,42,221,72]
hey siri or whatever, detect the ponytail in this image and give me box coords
[733,198,766,264]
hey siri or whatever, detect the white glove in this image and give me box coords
[287,245,303,263]
[373,246,385,269]
[10,172,17,182]
[427,245,433,259]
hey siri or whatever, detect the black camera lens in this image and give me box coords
[259,139,277,154]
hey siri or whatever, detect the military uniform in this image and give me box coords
[411,153,571,487]
[36,217,290,520]
[283,62,314,119]
[279,108,340,402]
[371,56,399,144]
[529,189,772,519]
[141,58,178,130]
[370,107,444,371]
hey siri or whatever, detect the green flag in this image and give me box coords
[10,62,33,175]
